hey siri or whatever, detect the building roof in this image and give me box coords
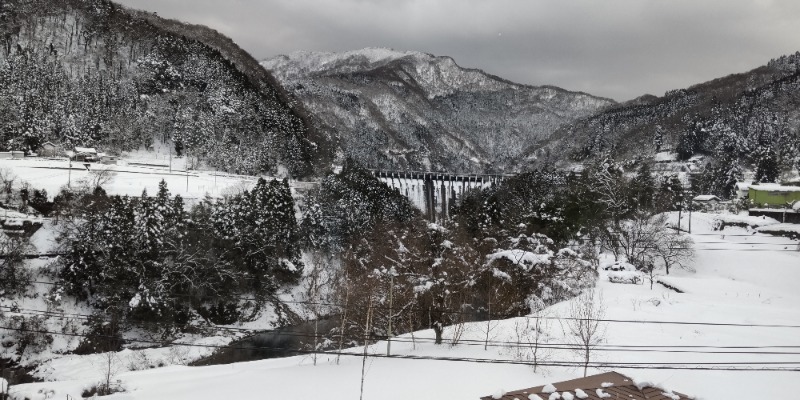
[735,182,751,190]
[74,147,98,154]
[692,195,720,202]
[481,371,692,400]
[749,183,800,193]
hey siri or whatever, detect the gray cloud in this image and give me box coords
[116,0,800,101]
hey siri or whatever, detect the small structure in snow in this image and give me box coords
[480,371,693,400]
[692,194,720,203]
[38,141,63,157]
[749,183,800,208]
[72,146,99,162]
[98,152,119,165]
[692,194,722,211]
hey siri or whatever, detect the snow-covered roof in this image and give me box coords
[482,371,692,400]
[735,182,751,190]
[750,183,800,193]
[692,195,720,202]
[653,152,677,162]
[74,147,98,154]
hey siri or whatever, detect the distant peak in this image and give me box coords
[263,47,433,78]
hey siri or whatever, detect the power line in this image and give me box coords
[5,305,800,356]
[12,285,800,329]
[1,324,798,372]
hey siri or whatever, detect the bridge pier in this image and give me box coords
[371,169,511,222]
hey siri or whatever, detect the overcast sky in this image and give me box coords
[116,0,800,101]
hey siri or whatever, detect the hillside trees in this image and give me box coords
[754,146,779,183]
[550,52,800,179]
[0,0,322,177]
[300,162,417,252]
[58,178,302,335]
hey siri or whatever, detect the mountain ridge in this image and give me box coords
[263,47,615,173]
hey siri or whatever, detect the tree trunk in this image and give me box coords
[433,322,443,345]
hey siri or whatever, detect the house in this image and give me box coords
[39,141,62,157]
[481,371,692,400]
[748,183,800,208]
[72,147,98,162]
[692,194,720,204]
[692,194,721,211]
[97,152,119,165]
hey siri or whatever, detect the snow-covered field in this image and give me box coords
[0,156,293,203]
[6,211,800,400]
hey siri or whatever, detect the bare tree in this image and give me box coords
[0,168,16,203]
[509,311,552,373]
[614,213,694,274]
[86,166,117,191]
[101,351,121,395]
[567,289,606,377]
[302,251,334,365]
[654,231,694,275]
[641,260,660,290]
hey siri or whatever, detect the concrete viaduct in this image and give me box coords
[370,170,513,222]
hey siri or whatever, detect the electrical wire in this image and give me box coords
[14,282,800,328]
[1,324,799,372]
[4,305,800,357]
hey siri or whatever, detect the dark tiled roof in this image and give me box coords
[481,371,691,400]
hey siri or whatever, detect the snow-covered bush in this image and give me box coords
[480,233,597,317]
[0,315,53,359]
[607,271,643,285]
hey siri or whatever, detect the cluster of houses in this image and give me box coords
[0,142,118,164]
[690,182,800,224]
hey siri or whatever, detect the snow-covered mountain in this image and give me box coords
[0,0,322,177]
[263,48,614,173]
[526,52,800,196]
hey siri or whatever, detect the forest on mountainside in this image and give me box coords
[0,0,326,177]
[533,52,800,198]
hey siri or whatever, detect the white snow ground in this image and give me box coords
[0,156,311,204]
[5,188,800,399]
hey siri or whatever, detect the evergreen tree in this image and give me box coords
[630,163,656,211]
[755,146,779,183]
[656,175,685,212]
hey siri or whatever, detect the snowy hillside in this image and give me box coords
[263,48,614,173]
[529,52,800,193]
[0,0,321,177]
[9,212,800,400]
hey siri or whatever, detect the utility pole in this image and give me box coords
[67,158,72,188]
[359,298,374,400]
[387,271,394,356]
